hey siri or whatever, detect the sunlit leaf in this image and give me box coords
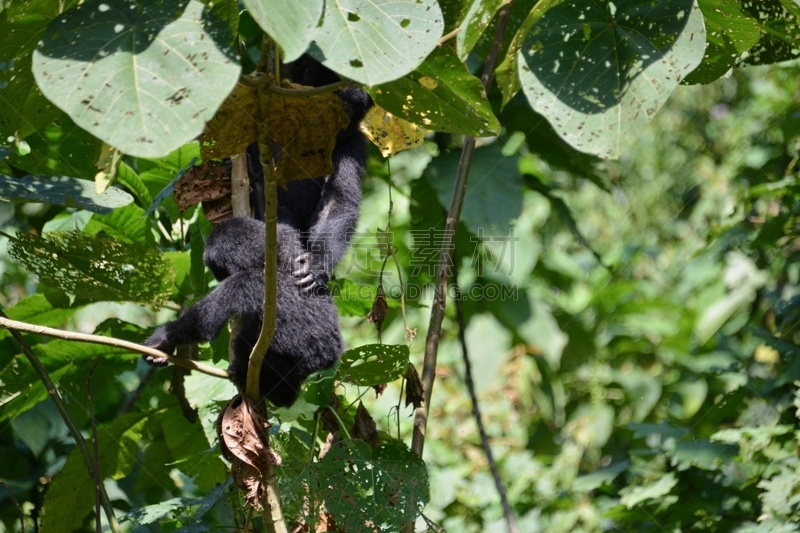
[32,0,240,157]
[308,0,444,85]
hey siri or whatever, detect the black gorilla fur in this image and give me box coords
[143,57,372,407]
[144,218,343,407]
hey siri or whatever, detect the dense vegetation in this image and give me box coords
[2,0,800,531]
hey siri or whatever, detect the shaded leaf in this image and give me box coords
[518,0,706,159]
[0,174,133,213]
[684,0,759,84]
[0,0,79,140]
[740,0,800,66]
[368,46,500,136]
[425,141,521,234]
[8,231,174,307]
[315,440,429,533]
[42,413,148,533]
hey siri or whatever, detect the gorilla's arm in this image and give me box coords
[143,271,263,365]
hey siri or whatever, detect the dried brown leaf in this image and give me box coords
[405,363,424,409]
[173,160,231,212]
[215,395,279,511]
[349,401,380,448]
[366,284,389,333]
[267,81,349,187]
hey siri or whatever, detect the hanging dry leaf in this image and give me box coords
[199,82,260,160]
[360,105,428,157]
[349,401,380,448]
[405,363,424,409]
[173,160,230,211]
[366,284,389,333]
[267,81,349,187]
[215,394,279,511]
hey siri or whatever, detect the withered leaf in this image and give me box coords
[349,401,380,448]
[366,284,389,333]
[199,82,260,160]
[266,81,349,187]
[405,363,424,409]
[215,394,279,511]
[360,105,427,157]
[173,160,231,212]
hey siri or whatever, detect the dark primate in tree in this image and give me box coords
[249,56,372,292]
[144,218,343,407]
[144,57,371,406]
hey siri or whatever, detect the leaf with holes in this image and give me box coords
[243,0,323,61]
[32,0,240,158]
[456,0,505,60]
[684,0,759,84]
[7,231,174,307]
[0,174,133,213]
[518,0,706,159]
[367,46,499,136]
[308,0,444,86]
[313,440,429,533]
[740,0,800,66]
[338,344,409,386]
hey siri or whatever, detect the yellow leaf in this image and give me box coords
[360,105,428,158]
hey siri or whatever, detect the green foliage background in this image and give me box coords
[1,0,800,532]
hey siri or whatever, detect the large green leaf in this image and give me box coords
[683,0,759,84]
[314,440,429,533]
[494,0,560,106]
[42,413,148,533]
[368,46,499,136]
[0,0,79,140]
[7,231,174,306]
[424,142,522,235]
[308,0,444,85]
[32,0,240,158]
[0,174,133,213]
[517,0,706,159]
[243,0,323,61]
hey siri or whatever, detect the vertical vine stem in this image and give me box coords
[411,1,515,457]
[246,35,287,533]
[407,6,516,530]
[0,310,122,533]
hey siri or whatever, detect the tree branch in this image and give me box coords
[0,317,228,379]
[411,2,515,459]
